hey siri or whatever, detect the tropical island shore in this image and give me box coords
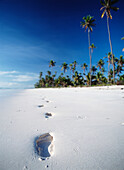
[0,86,124,170]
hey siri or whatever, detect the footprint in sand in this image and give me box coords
[38,105,44,108]
[35,133,54,161]
[77,116,86,120]
[45,113,53,119]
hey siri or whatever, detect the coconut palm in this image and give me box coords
[61,62,68,74]
[97,59,105,71]
[69,63,73,78]
[39,72,43,80]
[80,15,96,86]
[49,60,56,73]
[118,55,124,67]
[72,61,77,70]
[47,71,51,76]
[92,66,97,75]
[89,43,96,53]
[49,60,56,68]
[81,63,88,75]
[100,0,119,83]
[85,72,91,85]
[104,52,112,82]
[96,71,104,84]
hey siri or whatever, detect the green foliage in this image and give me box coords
[35,55,124,88]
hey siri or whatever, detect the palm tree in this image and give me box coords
[89,43,96,53]
[100,0,119,83]
[85,72,91,85]
[49,60,56,68]
[72,61,77,70]
[61,62,68,74]
[47,71,51,76]
[39,72,43,80]
[81,63,88,75]
[96,71,104,84]
[92,66,97,75]
[80,15,96,86]
[118,55,124,67]
[104,52,112,82]
[69,63,73,78]
[49,60,56,73]
[97,59,105,71]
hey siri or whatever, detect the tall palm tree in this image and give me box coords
[80,15,96,86]
[100,0,119,83]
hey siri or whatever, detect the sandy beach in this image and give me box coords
[0,86,124,170]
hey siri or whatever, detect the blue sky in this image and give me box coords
[0,0,124,88]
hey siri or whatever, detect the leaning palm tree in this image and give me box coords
[80,15,96,86]
[100,0,119,83]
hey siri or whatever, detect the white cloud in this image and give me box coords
[0,82,18,87]
[0,71,18,75]
[0,70,39,89]
[12,74,38,82]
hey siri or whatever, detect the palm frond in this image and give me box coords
[110,0,119,5]
[101,9,106,18]
[100,6,105,11]
[110,6,119,11]
[100,0,105,6]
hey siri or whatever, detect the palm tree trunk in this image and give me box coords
[107,16,115,83]
[88,29,92,86]
[108,62,110,83]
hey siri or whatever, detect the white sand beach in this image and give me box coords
[0,86,124,170]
